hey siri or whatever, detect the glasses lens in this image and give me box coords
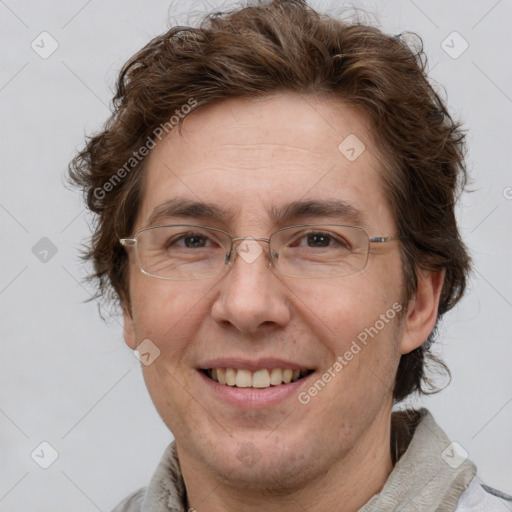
[135,225,230,280]
[270,225,369,278]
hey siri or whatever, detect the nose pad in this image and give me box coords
[224,238,275,270]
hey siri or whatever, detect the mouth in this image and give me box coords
[201,368,315,389]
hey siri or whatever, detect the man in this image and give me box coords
[69,1,511,510]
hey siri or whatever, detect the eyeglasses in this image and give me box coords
[119,224,402,280]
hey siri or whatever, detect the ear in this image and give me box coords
[400,268,445,355]
[123,306,137,350]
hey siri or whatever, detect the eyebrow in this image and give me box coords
[146,197,366,228]
[269,199,365,227]
[146,198,235,227]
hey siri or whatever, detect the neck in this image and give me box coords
[179,408,394,512]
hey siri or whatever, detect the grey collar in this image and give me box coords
[360,408,476,511]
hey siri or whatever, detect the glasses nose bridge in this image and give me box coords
[226,236,274,267]
[230,236,271,244]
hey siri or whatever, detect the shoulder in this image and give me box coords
[111,488,146,512]
[456,477,512,511]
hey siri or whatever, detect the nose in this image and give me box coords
[210,237,291,334]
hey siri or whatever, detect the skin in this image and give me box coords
[123,92,444,512]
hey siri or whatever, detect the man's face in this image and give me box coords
[124,93,410,489]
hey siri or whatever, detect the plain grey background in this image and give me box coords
[1,0,511,510]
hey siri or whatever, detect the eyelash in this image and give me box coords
[168,230,350,250]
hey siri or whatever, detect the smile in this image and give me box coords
[203,368,314,389]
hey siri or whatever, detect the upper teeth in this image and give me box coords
[209,368,309,388]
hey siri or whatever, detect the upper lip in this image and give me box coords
[197,358,314,371]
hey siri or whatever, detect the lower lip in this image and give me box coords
[197,371,314,408]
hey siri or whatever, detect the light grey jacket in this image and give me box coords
[112,409,511,512]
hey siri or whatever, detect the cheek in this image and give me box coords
[292,268,403,339]
[128,271,211,355]
[290,267,404,392]
[128,275,214,430]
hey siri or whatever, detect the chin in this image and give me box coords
[182,427,335,493]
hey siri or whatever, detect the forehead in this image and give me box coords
[137,93,394,233]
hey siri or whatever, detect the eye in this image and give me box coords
[305,232,333,248]
[293,231,351,249]
[174,233,210,248]
[167,231,217,249]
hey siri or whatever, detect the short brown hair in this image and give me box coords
[68,0,470,402]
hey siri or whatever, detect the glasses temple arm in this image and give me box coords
[120,238,136,246]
